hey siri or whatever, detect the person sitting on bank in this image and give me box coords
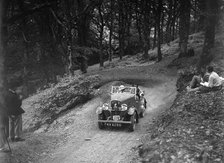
[187,66,222,93]
[188,67,210,89]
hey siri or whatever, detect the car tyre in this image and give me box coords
[129,112,137,132]
[140,111,145,118]
[98,122,104,129]
[98,114,105,129]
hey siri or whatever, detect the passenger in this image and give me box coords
[187,66,222,93]
[140,93,147,109]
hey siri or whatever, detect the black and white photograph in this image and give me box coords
[0,0,224,162]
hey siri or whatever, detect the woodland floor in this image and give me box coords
[138,33,224,163]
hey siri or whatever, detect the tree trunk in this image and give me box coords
[198,0,219,68]
[193,0,197,33]
[178,0,191,58]
[0,0,7,90]
[22,29,29,97]
[153,24,157,49]
[171,0,178,41]
[0,0,5,94]
[161,11,165,44]
[77,0,88,47]
[171,18,176,41]
[157,0,163,62]
[0,0,8,155]
[198,0,206,31]
[98,3,104,68]
[68,45,73,76]
[65,0,74,76]
[108,0,114,62]
[166,19,171,44]
[125,2,132,56]
[77,17,88,46]
[118,0,124,60]
[135,2,142,44]
[142,0,150,59]
[165,0,173,44]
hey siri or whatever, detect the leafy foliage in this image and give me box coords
[1,0,223,94]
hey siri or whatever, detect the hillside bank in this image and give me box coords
[138,33,224,163]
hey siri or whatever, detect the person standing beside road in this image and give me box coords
[6,89,25,142]
[0,102,8,152]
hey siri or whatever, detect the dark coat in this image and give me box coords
[5,90,25,116]
[0,103,8,128]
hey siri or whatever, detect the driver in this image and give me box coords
[119,85,125,93]
[136,85,141,99]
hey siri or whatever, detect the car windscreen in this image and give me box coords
[111,86,136,94]
[111,100,121,108]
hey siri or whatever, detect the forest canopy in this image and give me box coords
[0,0,223,96]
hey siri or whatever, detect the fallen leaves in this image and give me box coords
[139,73,224,162]
[23,75,101,132]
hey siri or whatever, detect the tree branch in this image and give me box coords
[5,1,58,25]
[49,8,68,31]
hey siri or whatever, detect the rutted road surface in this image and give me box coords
[41,65,178,163]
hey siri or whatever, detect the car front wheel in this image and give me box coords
[98,114,105,129]
[140,111,145,118]
[129,112,137,132]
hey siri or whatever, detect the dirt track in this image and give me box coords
[0,57,177,163]
[39,63,178,163]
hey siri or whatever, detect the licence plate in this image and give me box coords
[113,115,120,121]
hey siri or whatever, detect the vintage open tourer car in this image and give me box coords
[96,85,146,131]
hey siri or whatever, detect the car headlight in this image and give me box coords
[96,106,103,114]
[121,104,128,111]
[128,107,135,115]
[102,103,109,110]
[140,104,145,109]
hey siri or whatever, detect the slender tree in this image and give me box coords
[165,0,173,44]
[135,0,143,45]
[142,0,151,59]
[171,0,179,41]
[65,0,74,76]
[197,0,206,31]
[198,0,220,67]
[179,0,191,57]
[118,0,125,60]
[0,0,7,153]
[157,0,163,62]
[21,19,29,97]
[98,0,104,67]
[108,0,114,62]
